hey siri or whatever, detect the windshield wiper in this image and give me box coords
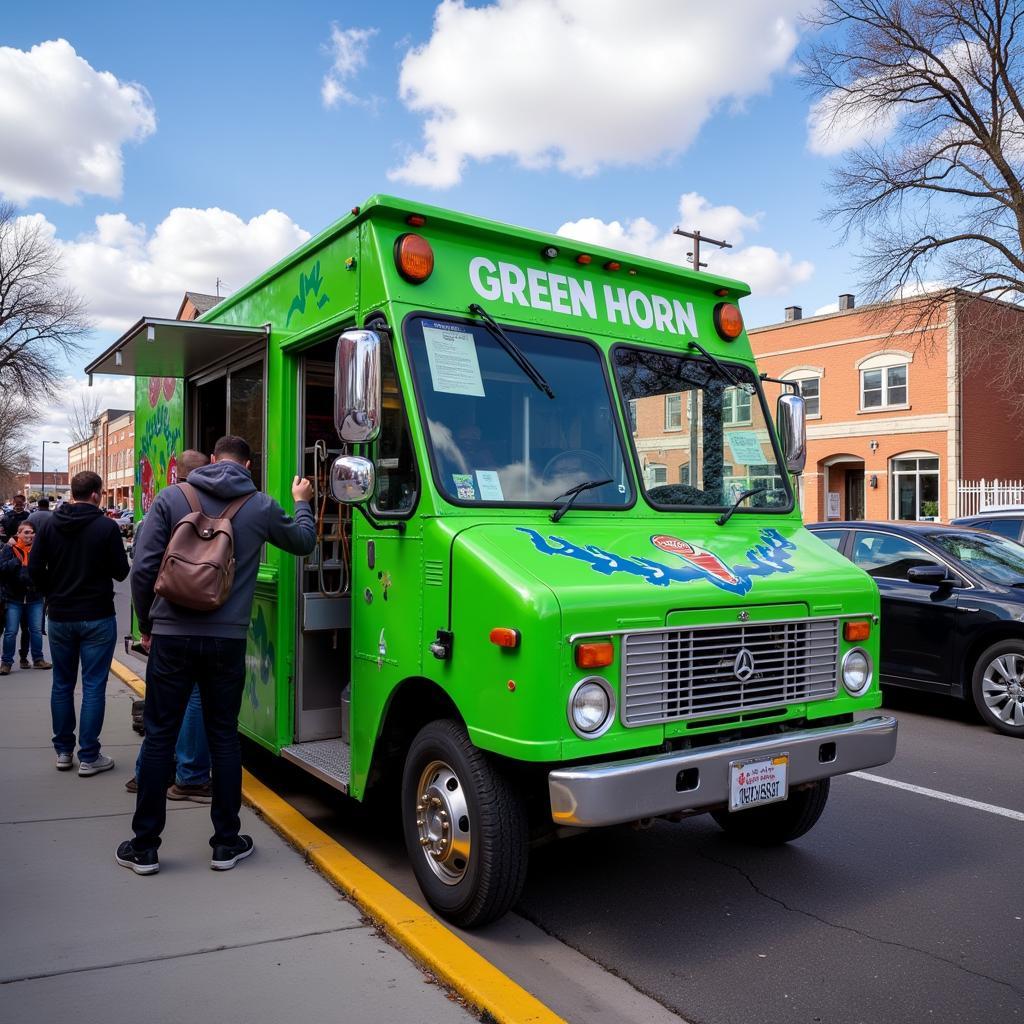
[551,478,613,523]
[468,303,555,399]
[687,340,755,394]
[715,487,767,526]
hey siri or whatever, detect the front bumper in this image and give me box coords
[548,715,898,827]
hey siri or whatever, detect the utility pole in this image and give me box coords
[673,228,732,272]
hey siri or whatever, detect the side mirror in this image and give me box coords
[329,455,375,505]
[776,393,806,474]
[907,563,951,587]
[335,329,382,443]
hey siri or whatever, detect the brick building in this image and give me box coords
[67,408,134,508]
[12,471,70,501]
[747,291,1024,523]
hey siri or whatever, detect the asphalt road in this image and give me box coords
[114,581,1024,1024]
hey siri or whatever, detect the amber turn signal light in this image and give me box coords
[394,232,434,283]
[489,627,520,649]
[713,302,744,341]
[575,642,614,668]
[843,620,871,642]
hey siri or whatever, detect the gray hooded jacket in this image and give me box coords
[131,460,316,638]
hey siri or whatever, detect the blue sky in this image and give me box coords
[2,2,866,467]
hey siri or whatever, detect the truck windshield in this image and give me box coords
[612,346,791,512]
[404,316,632,508]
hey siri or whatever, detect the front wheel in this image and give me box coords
[401,719,528,928]
[710,778,830,845]
[971,640,1024,738]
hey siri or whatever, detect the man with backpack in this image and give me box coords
[118,435,315,875]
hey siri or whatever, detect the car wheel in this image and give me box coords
[710,779,830,845]
[971,640,1024,737]
[401,719,528,928]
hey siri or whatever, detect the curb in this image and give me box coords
[109,658,564,1024]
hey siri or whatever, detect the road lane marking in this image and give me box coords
[851,771,1024,822]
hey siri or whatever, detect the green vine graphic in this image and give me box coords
[286,260,330,326]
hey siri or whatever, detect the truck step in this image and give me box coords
[281,739,350,794]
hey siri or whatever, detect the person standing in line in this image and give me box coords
[29,472,130,775]
[3,494,33,668]
[0,522,49,673]
[25,497,52,532]
[118,435,315,875]
[126,449,214,801]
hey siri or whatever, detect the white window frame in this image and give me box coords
[646,462,668,486]
[721,387,752,426]
[857,351,912,411]
[664,394,682,431]
[890,452,940,521]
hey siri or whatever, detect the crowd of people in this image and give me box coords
[4,434,315,875]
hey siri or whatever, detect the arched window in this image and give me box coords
[781,365,824,418]
[891,451,939,520]
[857,350,913,410]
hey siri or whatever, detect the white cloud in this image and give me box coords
[557,193,813,296]
[321,23,378,108]
[0,39,156,204]
[35,376,136,470]
[31,207,310,330]
[390,0,807,187]
[806,89,900,156]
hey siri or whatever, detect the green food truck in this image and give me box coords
[87,196,897,927]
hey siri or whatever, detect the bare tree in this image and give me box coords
[0,396,33,497]
[802,0,1024,355]
[67,391,103,445]
[0,201,92,401]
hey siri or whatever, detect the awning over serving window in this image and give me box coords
[84,318,269,382]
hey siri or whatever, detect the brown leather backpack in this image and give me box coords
[153,483,254,611]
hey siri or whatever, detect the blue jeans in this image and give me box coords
[49,617,118,763]
[134,683,210,785]
[3,600,44,664]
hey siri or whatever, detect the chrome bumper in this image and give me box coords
[548,715,898,827]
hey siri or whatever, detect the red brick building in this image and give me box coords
[13,471,70,501]
[67,408,134,508]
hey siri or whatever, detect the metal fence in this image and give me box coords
[956,479,1024,518]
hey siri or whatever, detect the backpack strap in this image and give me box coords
[177,483,202,514]
[220,491,256,521]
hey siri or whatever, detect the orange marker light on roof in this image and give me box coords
[576,254,592,265]
[575,641,614,668]
[406,214,426,226]
[713,302,744,341]
[489,627,520,649]
[394,233,434,283]
[604,261,621,271]
[844,620,871,642]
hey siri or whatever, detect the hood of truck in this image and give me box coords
[452,517,877,632]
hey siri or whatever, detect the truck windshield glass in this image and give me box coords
[613,346,791,512]
[404,317,632,508]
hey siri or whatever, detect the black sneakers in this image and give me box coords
[211,834,254,871]
[115,840,159,875]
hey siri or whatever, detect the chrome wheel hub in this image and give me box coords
[414,760,471,885]
[982,654,1024,726]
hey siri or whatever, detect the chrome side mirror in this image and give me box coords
[329,455,375,505]
[777,393,806,474]
[335,329,382,443]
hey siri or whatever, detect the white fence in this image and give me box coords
[956,479,1024,518]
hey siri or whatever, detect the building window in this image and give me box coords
[862,365,907,409]
[646,463,668,486]
[722,387,751,425]
[628,399,637,433]
[664,393,682,430]
[891,455,939,520]
[795,377,820,417]
[679,462,690,485]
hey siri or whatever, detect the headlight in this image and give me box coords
[842,648,872,696]
[568,677,615,738]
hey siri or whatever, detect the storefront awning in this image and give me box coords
[85,317,269,382]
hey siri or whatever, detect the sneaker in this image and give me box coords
[124,776,138,793]
[115,840,159,876]
[168,782,212,804]
[79,753,115,777]
[19,657,30,669]
[211,835,254,871]
[33,660,52,669]
[56,752,73,772]
[0,664,10,676]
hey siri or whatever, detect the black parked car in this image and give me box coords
[808,520,1024,738]
[951,508,1024,543]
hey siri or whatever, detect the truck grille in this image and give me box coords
[621,619,839,726]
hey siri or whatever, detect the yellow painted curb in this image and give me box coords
[109,658,565,1024]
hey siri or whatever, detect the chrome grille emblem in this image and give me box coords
[733,648,756,681]
[737,610,750,622]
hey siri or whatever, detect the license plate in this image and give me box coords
[728,753,789,812]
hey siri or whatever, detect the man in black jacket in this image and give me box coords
[29,471,130,776]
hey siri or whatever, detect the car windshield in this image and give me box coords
[612,346,791,511]
[404,316,632,507]
[928,530,1024,585]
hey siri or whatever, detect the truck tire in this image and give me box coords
[710,778,830,845]
[971,640,1024,738]
[401,719,528,928]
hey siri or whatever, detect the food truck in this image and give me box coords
[87,196,897,926]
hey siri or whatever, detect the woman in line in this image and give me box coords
[0,522,50,674]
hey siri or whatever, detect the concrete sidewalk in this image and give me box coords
[0,663,475,1024]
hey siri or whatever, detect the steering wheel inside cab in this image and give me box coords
[540,450,615,498]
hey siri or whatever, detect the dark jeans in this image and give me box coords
[132,635,247,851]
